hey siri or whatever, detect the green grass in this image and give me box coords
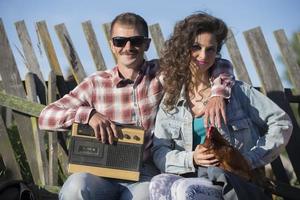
[0,123,70,186]
[4,124,33,182]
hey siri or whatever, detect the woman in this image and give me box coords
[149,12,293,200]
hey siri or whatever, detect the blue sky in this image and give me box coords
[1,0,299,86]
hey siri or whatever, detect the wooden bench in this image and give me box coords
[0,18,299,199]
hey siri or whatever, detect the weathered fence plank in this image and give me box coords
[25,72,49,185]
[0,116,22,180]
[0,18,42,184]
[149,23,165,58]
[55,23,86,83]
[102,22,116,63]
[15,20,47,104]
[57,143,68,178]
[274,30,300,93]
[36,21,69,97]
[244,27,300,182]
[244,27,283,92]
[48,71,58,186]
[226,29,252,84]
[0,91,44,117]
[82,20,106,71]
[0,83,12,127]
[3,107,12,127]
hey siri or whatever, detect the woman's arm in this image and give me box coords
[152,102,195,174]
[238,82,293,168]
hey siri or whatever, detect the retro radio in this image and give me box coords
[68,123,145,181]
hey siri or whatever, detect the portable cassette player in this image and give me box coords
[68,123,145,181]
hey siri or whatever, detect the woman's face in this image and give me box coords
[190,32,218,73]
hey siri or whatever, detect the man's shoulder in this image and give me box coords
[231,80,257,101]
[233,80,253,91]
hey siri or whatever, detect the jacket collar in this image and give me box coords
[176,85,187,107]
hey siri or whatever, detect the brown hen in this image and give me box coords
[202,126,252,181]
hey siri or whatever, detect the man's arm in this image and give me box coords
[200,59,235,128]
[38,78,94,131]
[210,58,235,99]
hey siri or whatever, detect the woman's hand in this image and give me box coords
[198,96,226,128]
[193,145,219,167]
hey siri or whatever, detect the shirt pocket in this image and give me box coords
[168,122,184,150]
[228,118,253,152]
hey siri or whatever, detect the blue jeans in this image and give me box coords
[59,160,159,200]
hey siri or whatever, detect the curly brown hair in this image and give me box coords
[160,12,228,110]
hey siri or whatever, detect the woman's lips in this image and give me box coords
[197,60,208,65]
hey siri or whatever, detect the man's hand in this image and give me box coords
[88,111,118,144]
[193,145,219,167]
[198,96,226,128]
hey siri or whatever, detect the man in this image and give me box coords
[38,12,234,200]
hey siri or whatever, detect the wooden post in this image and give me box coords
[25,72,48,185]
[225,29,252,84]
[0,82,12,127]
[55,23,87,83]
[149,23,165,58]
[82,20,106,71]
[244,27,300,182]
[0,91,45,117]
[4,108,12,127]
[274,29,300,93]
[47,71,58,186]
[36,21,70,97]
[15,20,47,105]
[0,18,42,184]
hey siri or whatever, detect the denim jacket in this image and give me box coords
[152,81,293,174]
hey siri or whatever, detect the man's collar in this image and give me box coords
[112,61,149,88]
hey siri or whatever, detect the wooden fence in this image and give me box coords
[0,18,300,199]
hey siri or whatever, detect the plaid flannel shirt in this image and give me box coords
[38,59,234,160]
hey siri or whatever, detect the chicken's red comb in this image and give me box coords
[207,126,213,139]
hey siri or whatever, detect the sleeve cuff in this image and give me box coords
[211,85,231,99]
[74,107,95,124]
[186,151,196,172]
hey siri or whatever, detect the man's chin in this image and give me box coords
[121,59,143,69]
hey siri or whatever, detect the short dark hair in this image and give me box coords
[110,12,149,38]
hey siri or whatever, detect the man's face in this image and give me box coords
[110,23,150,70]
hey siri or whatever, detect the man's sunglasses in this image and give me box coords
[112,36,149,47]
